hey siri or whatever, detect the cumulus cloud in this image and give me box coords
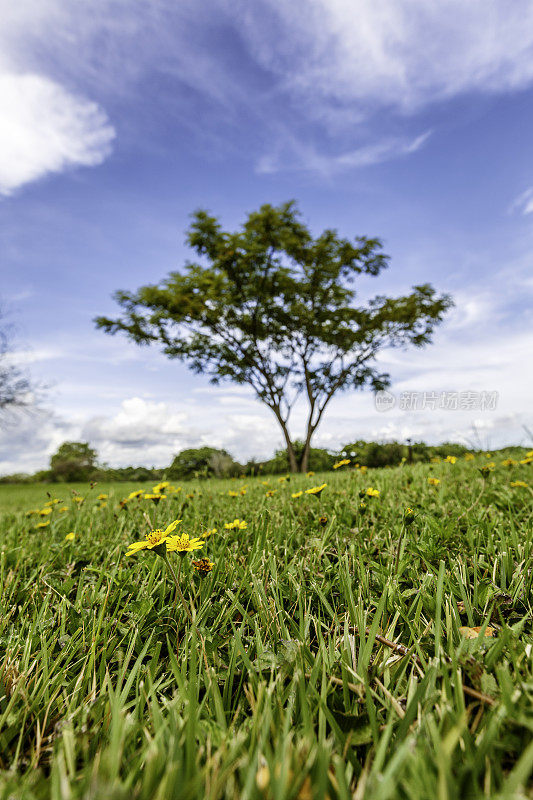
[0,0,115,195]
[0,73,114,196]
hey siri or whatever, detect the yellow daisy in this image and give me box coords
[126,519,181,555]
[224,519,247,530]
[305,483,327,497]
[166,533,204,553]
[333,458,350,469]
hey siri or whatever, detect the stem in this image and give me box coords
[456,476,486,523]
[394,524,406,574]
[163,553,193,622]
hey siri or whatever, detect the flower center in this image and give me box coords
[148,529,164,545]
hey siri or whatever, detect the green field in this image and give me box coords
[1,455,532,799]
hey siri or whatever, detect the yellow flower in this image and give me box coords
[153,482,170,494]
[127,490,144,500]
[428,477,440,486]
[25,509,39,517]
[318,515,328,527]
[261,480,271,486]
[97,493,108,501]
[224,518,247,530]
[445,455,457,464]
[192,557,214,574]
[527,450,533,458]
[305,483,327,497]
[510,480,528,488]
[166,533,204,553]
[431,457,441,463]
[65,532,75,541]
[265,490,276,497]
[126,519,181,555]
[502,458,517,467]
[35,521,50,528]
[44,499,61,507]
[365,487,380,497]
[278,476,288,483]
[485,453,492,459]
[144,493,166,503]
[39,508,52,516]
[73,496,84,505]
[333,458,350,469]
[520,456,533,465]
[58,506,68,513]
[202,527,217,538]
[291,491,303,498]
[98,501,108,509]
[228,490,240,497]
[404,507,416,524]
[186,493,195,499]
[306,471,315,477]
[464,453,475,461]
[479,464,495,477]
[359,466,368,475]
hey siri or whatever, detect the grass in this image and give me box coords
[0,455,532,799]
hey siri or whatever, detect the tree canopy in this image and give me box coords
[50,441,98,482]
[96,201,453,471]
[0,307,33,417]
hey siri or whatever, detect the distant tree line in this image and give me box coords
[0,438,494,484]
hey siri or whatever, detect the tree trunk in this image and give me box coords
[272,407,299,472]
[299,425,315,473]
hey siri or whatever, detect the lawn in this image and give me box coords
[0,455,532,799]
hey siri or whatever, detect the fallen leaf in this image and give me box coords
[459,626,495,639]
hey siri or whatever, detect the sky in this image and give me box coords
[1,0,533,474]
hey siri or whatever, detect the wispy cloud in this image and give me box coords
[510,187,533,216]
[4,0,533,181]
[257,130,431,175]
[236,0,533,111]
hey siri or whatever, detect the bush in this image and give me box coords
[258,440,335,474]
[49,441,98,482]
[339,439,470,468]
[168,447,240,479]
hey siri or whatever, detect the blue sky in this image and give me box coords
[1,0,533,473]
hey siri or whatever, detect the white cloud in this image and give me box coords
[0,73,115,196]
[3,0,533,179]
[257,130,431,175]
[237,0,533,111]
[510,187,533,216]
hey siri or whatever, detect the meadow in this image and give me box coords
[0,454,532,799]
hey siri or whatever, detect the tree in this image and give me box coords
[168,447,239,479]
[0,308,33,416]
[262,441,335,474]
[49,441,98,482]
[96,201,453,472]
